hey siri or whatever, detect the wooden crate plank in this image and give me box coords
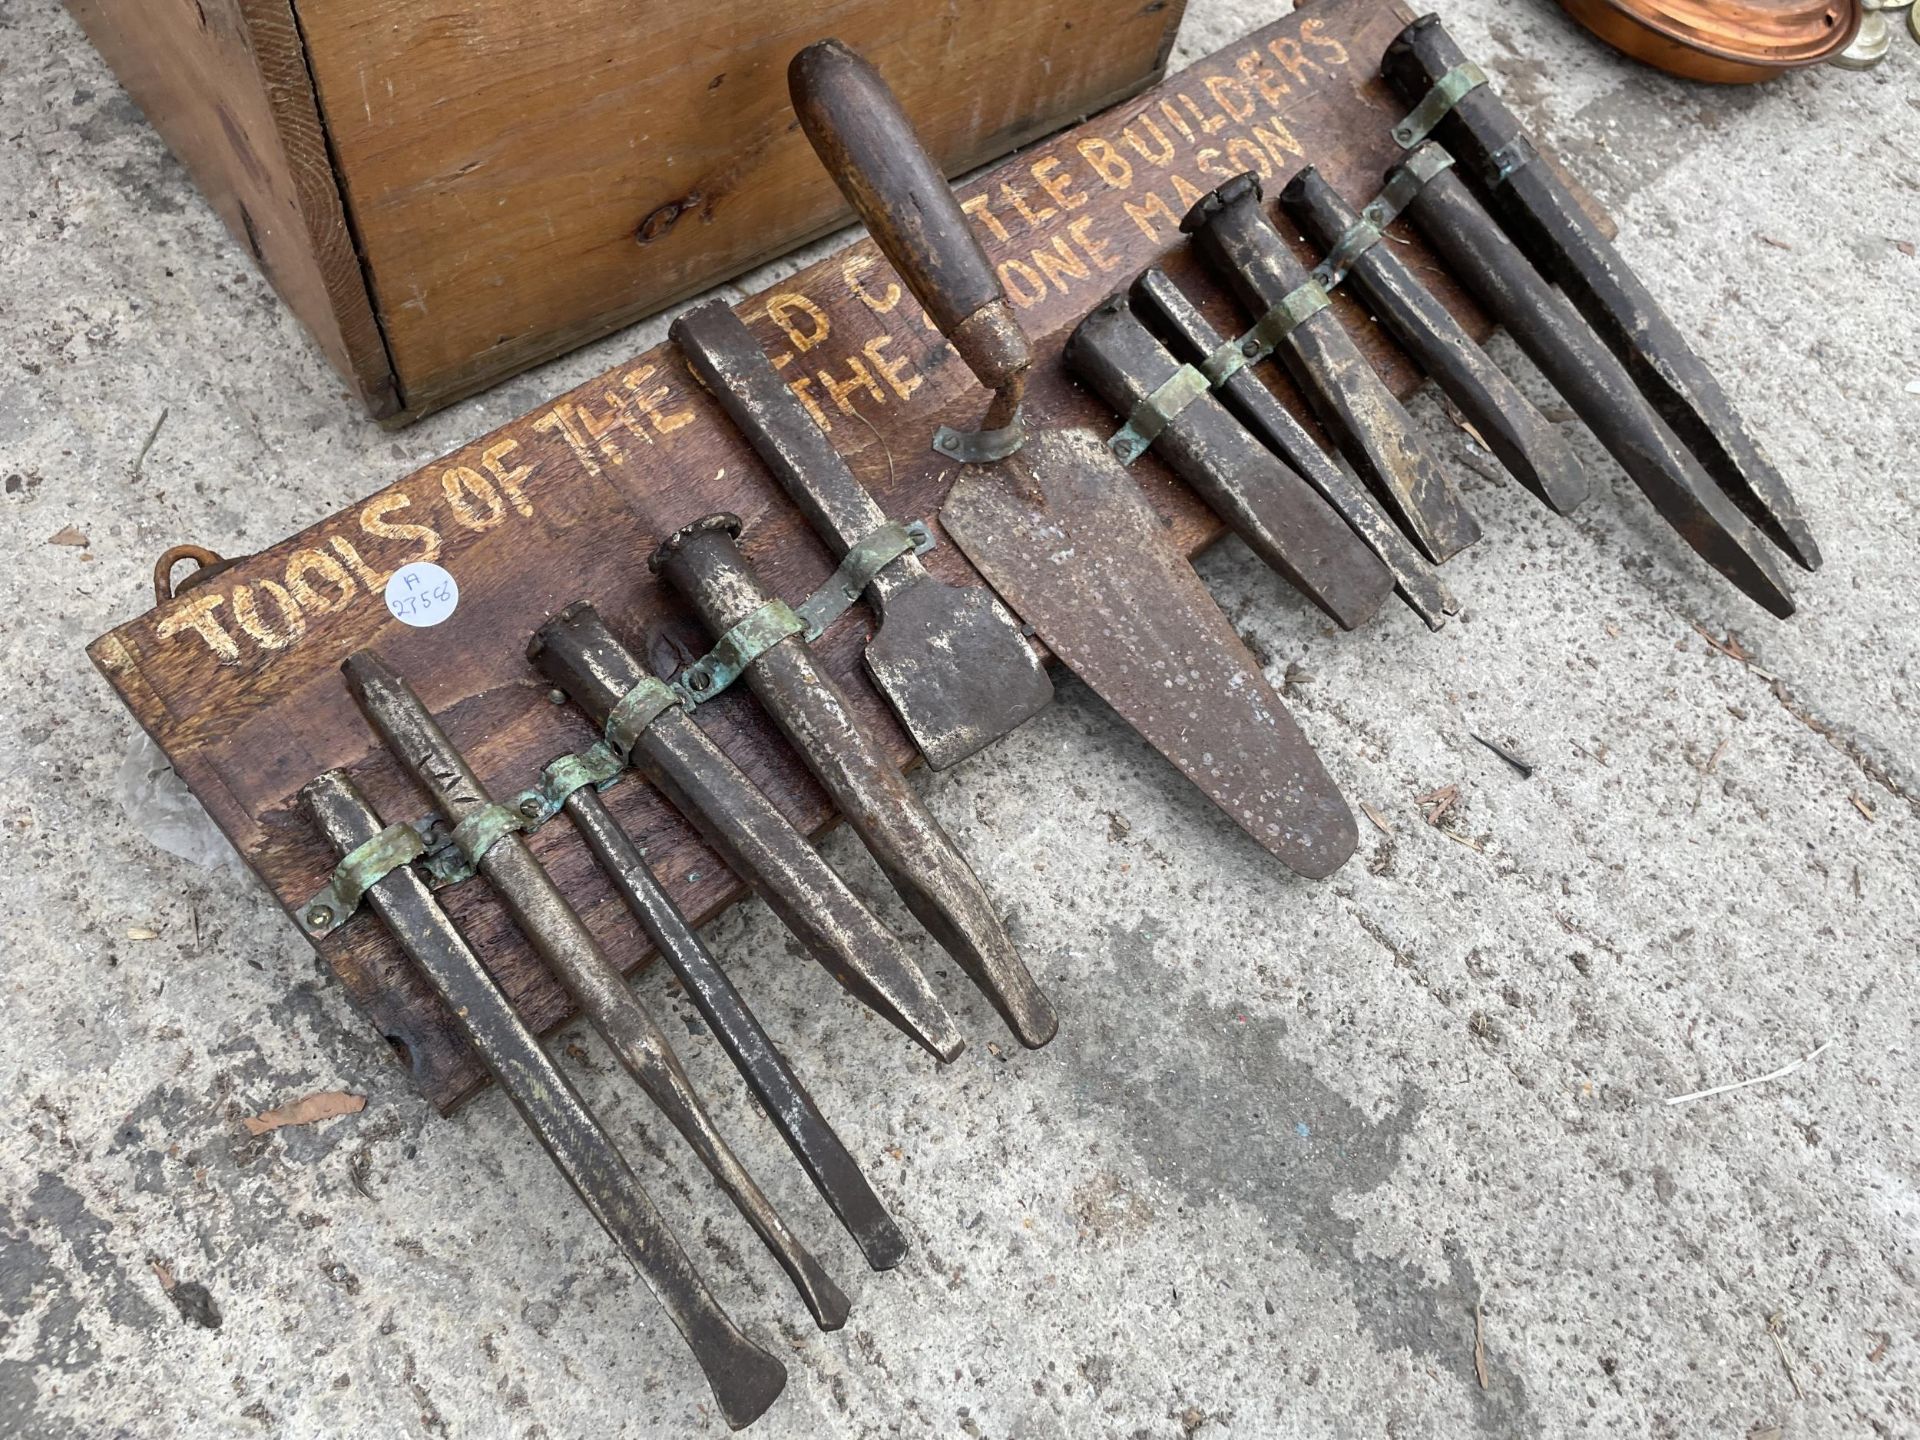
[91,0,1578,1112]
[295,0,1187,414]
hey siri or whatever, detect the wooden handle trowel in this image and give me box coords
[789,40,1358,881]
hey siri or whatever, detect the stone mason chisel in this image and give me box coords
[301,770,787,1431]
[1183,173,1482,566]
[1129,266,1458,632]
[1380,13,1819,573]
[650,515,1058,1049]
[670,299,1053,771]
[553,776,911,1273]
[1382,143,1795,618]
[790,39,1358,883]
[1064,292,1395,631]
[528,602,962,1066]
[1276,164,1590,517]
[341,650,852,1331]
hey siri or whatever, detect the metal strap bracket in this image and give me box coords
[933,418,1026,464]
[1108,363,1214,465]
[449,802,530,869]
[794,519,934,634]
[1482,133,1538,188]
[675,599,805,705]
[1241,280,1331,365]
[299,821,427,935]
[1392,61,1487,149]
[1313,148,1457,291]
[508,742,627,830]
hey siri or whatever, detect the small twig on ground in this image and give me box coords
[132,408,169,478]
[1361,803,1392,837]
[1415,784,1460,827]
[1664,1039,1833,1107]
[1766,1312,1805,1401]
[1472,733,1535,779]
[1473,1302,1490,1389]
[1850,794,1876,823]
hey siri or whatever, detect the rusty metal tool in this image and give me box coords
[671,299,1052,771]
[528,602,961,1065]
[1276,165,1590,518]
[1182,173,1482,566]
[553,779,909,1272]
[1065,293,1394,631]
[1380,14,1819,572]
[1383,144,1795,618]
[301,770,786,1430]
[790,39,1357,882]
[1129,267,1457,632]
[650,515,1057,1048]
[342,650,852,1331]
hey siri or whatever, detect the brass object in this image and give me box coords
[1831,6,1892,62]
[1557,0,1862,82]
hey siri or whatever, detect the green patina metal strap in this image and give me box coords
[509,742,627,829]
[1391,61,1487,149]
[449,803,529,869]
[675,599,806,705]
[603,675,685,759]
[1313,149,1457,292]
[1196,335,1248,388]
[933,417,1026,464]
[1241,280,1331,365]
[1108,363,1214,465]
[300,821,426,934]
[794,519,933,636]
[1481,133,1538,188]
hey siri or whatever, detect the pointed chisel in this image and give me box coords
[529,602,962,1065]
[1183,173,1482,565]
[1383,144,1794,617]
[1380,14,1818,571]
[1276,164,1589,517]
[343,650,851,1332]
[555,780,910,1272]
[1129,266,1457,632]
[302,770,787,1431]
[1065,293,1394,631]
[651,515,1058,1050]
[672,299,1053,770]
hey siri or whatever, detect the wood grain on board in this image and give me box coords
[91,0,1610,1112]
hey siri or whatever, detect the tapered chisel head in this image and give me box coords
[650,516,1059,1050]
[528,601,965,1064]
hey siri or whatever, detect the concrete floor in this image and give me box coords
[4,0,1918,1435]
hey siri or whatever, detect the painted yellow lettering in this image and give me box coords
[442,466,506,531]
[996,258,1047,308]
[231,580,304,650]
[360,492,442,565]
[1000,181,1056,230]
[1030,157,1088,212]
[1170,172,1206,211]
[1205,75,1256,124]
[843,253,901,314]
[1124,115,1177,167]
[961,193,1011,244]
[863,335,921,401]
[1067,216,1120,272]
[1253,116,1306,165]
[154,591,239,664]
[1179,93,1226,136]
[285,548,355,614]
[1236,50,1291,107]
[1269,35,1327,86]
[1123,190,1179,242]
[1078,136,1133,189]
[329,535,393,593]
[531,406,602,477]
[1300,17,1350,67]
[571,392,630,464]
[481,439,536,517]
[1226,136,1271,180]
[817,356,885,416]
[1032,234,1091,295]
[789,376,831,430]
[766,293,830,353]
[1158,99,1196,144]
[621,365,694,435]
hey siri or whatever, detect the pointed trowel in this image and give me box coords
[789,39,1357,881]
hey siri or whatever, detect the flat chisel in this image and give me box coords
[302,770,786,1431]
[343,650,852,1332]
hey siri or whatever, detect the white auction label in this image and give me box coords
[384,561,460,628]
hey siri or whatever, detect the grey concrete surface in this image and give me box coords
[4,0,1918,1435]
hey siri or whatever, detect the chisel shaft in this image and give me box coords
[559,783,909,1272]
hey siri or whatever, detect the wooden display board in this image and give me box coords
[91,0,1564,1113]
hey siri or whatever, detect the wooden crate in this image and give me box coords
[65,0,1187,420]
[91,0,1606,1114]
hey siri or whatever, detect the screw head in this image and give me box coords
[546,688,567,705]
[305,904,334,928]
[518,798,544,820]
[688,670,712,694]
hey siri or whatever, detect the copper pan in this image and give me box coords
[1558,0,1862,82]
